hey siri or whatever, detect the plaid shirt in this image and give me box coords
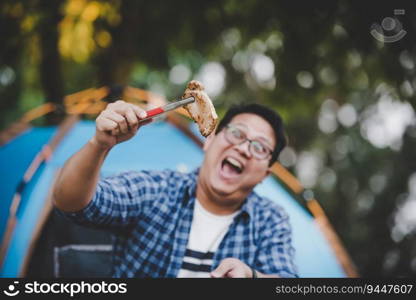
[60,169,298,278]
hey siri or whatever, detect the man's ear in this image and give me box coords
[203,132,215,151]
[259,168,272,184]
[264,168,272,179]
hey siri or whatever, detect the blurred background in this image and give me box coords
[1,0,415,277]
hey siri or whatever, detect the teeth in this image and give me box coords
[227,157,242,170]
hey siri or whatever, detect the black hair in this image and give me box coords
[215,103,287,166]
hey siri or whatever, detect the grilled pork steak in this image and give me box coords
[182,80,218,137]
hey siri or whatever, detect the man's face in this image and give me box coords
[199,113,276,205]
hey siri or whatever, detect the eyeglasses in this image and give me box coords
[223,124,273,160]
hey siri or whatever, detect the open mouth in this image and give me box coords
[221,157,244,176]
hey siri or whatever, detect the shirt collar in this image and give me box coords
[186,168,257,221]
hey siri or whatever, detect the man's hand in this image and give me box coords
[93,100,151,150]
[210,258,253,278]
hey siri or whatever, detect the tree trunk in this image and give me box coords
[38,0,65,124]
[97,0,144,87]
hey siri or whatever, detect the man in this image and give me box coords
[53,100,298,278]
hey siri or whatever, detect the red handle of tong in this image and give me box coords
[145,107,165,118]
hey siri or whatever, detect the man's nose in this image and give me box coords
[234,140,252,158]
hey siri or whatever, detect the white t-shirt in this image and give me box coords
[177,199,239,278]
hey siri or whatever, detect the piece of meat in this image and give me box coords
[182,80,218,137]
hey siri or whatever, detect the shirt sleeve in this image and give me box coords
[255,209,298,278]
[56,170,168,231]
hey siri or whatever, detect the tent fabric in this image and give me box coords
[0,120,346,277]
[0,127,57,239]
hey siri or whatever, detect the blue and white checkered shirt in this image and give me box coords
[59,169,298,277]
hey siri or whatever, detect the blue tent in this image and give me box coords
[0,89,357,278]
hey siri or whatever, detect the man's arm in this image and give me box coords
[253,212,298,278]
[53,100,150,212]
[211,210,297,278]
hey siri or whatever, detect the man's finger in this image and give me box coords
[225,269,245,278]
[97,118,118,132]
[111,127,120,136]
[210,260,234,278]
[102,110,124,123]
[108,101,146,120]
[130,104,147,119]
[104,111,128,134]
[125,107,139,128]
[109,101,147,120]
